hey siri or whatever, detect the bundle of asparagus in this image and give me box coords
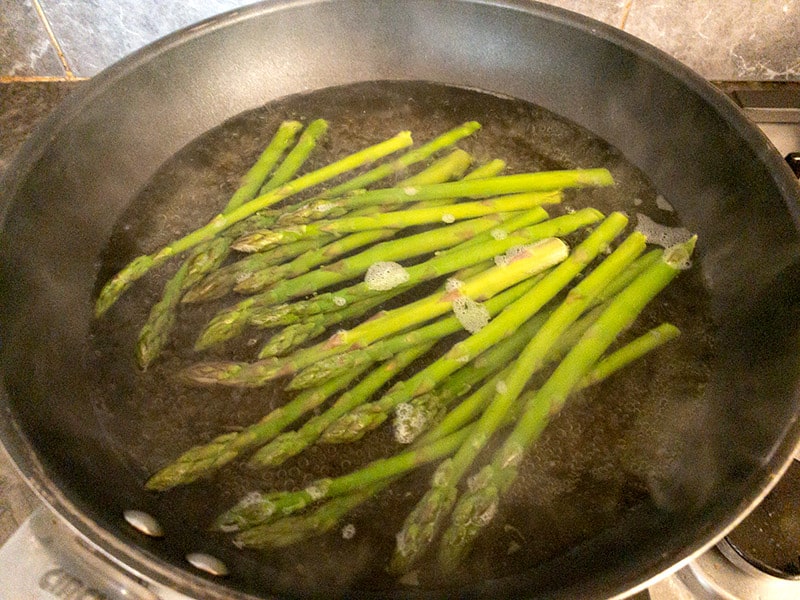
[95,118,694,577]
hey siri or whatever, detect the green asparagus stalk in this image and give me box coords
[248,342,436,469]
[232,482,383,548]
[289,275,541,391]
[231,192,561,252]
[321,213,628,445]
[258,119,328,193]
[258,258,486,359]
[193,212,535,351]
[257,292,394,358]
[389,310,550,445]
[307,155,506,224]
[284,208,602,387]
[397,148,474,187]
[249,206,559,330]
[279,167,613,224]
[315,237,569,350]
[186,151,480,305]
[460,159,506,180]
[230,120,305,208]
[233,229,396,294]
[135,262,192,368]
[181,238,329,303]
[579,322,681,388]
[94,130,413,317]
[217,424,475,534]
[436,237,696,573]
[230,316,683,548]
[134,120,305,367]
[183,238,567,387]
[276,148,475,226]
[387,227,645,574]
[320,122,481,197]
[145,363,369,491]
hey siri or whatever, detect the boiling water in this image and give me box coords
[90,81,714,595]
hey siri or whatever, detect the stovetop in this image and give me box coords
[0,80,798,600]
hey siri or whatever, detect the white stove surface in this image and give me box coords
[0,509,191,600]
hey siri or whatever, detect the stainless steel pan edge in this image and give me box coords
[0,1,798,599]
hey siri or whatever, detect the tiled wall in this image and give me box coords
[2,0,799,82]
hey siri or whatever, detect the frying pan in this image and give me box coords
[1,1,799,598]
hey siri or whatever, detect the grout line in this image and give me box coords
[619,0,634,29]
[30,0,78,80]
[0,75,88,83]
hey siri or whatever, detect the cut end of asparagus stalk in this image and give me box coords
[663,235,697,270]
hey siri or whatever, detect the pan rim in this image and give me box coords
[0,1,798,599]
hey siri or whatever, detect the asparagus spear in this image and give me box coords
[183,239,567,386]
[252,282,542,469]
[180,238,328,303]
[229,316,683,548]
[145,366,364,491]
[579,322,681,388]
[231,192,562,252]
[320,122,481,197]
[387,228,646,574]
[134,120,304,367]
[389,311,550,445]
[257,292,394,358]
[436,237,697,573]
[135,261,192,369]
[257,119,328,193]
[258,258,486,359]
[216,424,475,534]
[286,208,602,388]
[233,229,396,293]
[185,150,480,304]
[230,482,383,548]
[145,342,431,491]
[248,206,559,330]
[276,148,475,226]
[94,130,414,317]
[309,238,568,350]
[291,168,614,219]
[248,342,436,469]
[287,275,540,392]
[321,213,629,445]
[193,212,541,351]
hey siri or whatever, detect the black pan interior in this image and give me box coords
[0,2,798,599]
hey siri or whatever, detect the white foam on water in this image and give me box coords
[364,261,410,290]
[635,213,693,249]
[452,296,490,333]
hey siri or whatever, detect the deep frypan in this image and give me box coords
[1,1,799,599]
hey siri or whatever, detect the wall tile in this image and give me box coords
[624,0,800,81]
[37,0,252,77]
[0,0,65,77]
